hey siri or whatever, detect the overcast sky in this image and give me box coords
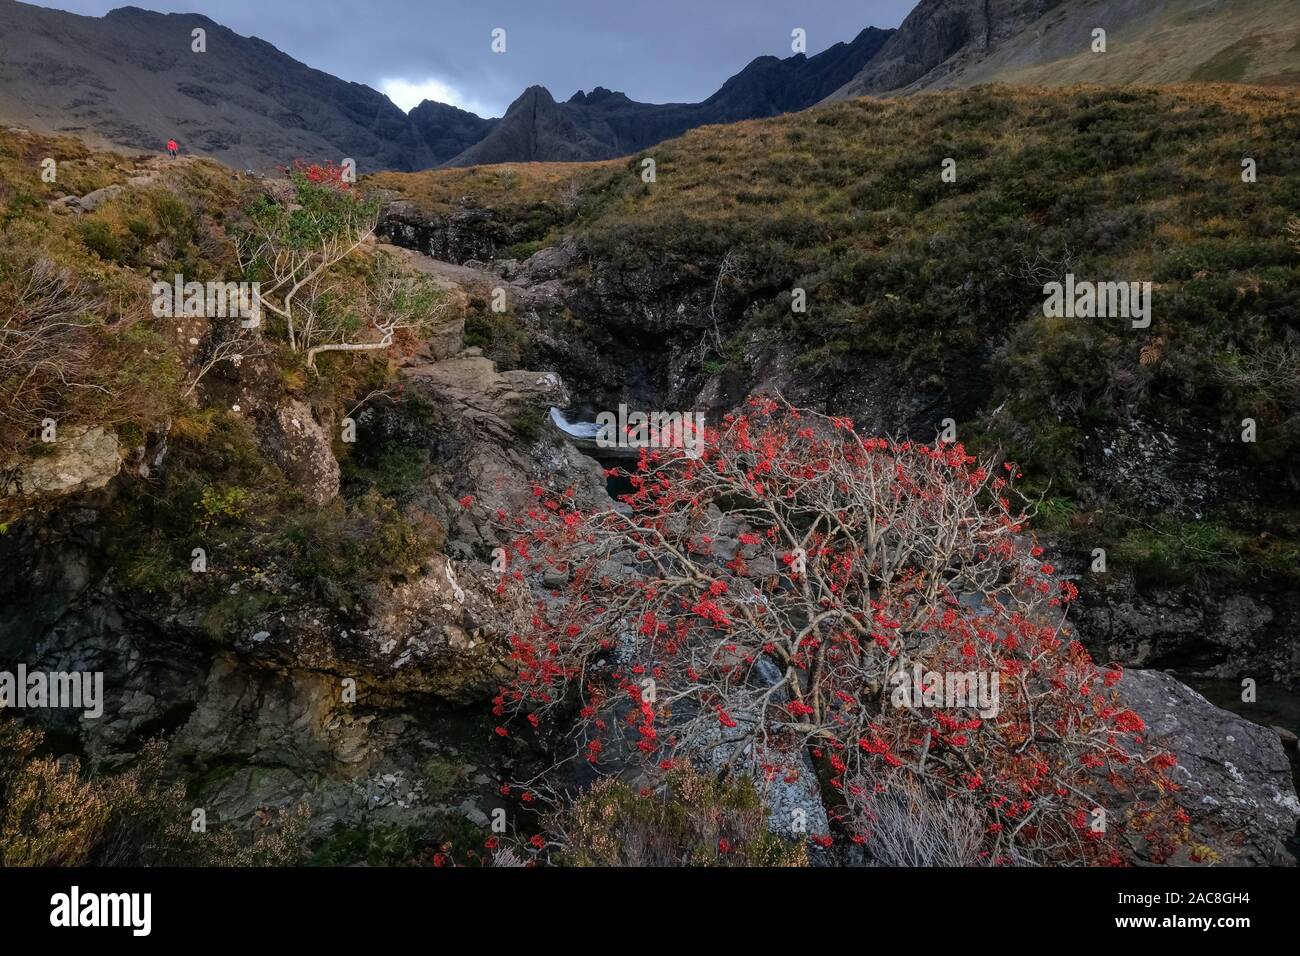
[35,1,916,116]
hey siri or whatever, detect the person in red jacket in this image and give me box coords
[166,139,178,158]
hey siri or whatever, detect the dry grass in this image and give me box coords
[366,160,615,216]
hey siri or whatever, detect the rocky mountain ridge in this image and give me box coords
[442,27,894,166]
[0,2,443,171]
[0,0,890,171]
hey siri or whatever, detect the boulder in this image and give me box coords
[402,352,568,442]
[60,184,124,213]
[1117,669,1300,865]
[2,425,121,501]
[518,236,580,282]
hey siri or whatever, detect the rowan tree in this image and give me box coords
[489,397,1186,865]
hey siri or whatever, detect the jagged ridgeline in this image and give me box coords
[0,0,891,172]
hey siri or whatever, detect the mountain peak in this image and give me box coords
[568,87,631,105]
[518,85,557,102]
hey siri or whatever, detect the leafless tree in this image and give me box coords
[688,248,742,364]
[0,254,107,455]
[1217,342,1300,407]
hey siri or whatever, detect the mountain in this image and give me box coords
[0,0,891,172]
[408,100,499,165]
[826,0,1300,100]
[443,27,894,166]
[0,1,440,171]
[442,86,614,167]
[4,0,1294,174]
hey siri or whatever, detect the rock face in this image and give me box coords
[215,551,534,708]
[825,0,1300,99]
[1074,571,1300,687]
[0,359,587,837]
[2,425,121,501]
[404,353,567,436]
[379,201,535,267]
[399,347,608,523]
[255,400,340,506]
[828,0,1067,97]
[1117,669,1300,866]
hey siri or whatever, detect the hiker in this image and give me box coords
[166,138,178,158]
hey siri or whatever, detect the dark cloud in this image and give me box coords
[34,0,915,116]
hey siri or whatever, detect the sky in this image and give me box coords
[35,1,917,117]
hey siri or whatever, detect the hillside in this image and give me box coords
[0,1,442,171]
[827,0,1300,99]
[985,0,1300,88]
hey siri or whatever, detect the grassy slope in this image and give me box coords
[983,0,1300,89]
[368,161,613,217]
[0,132,238,464]
[383,83,1300,581]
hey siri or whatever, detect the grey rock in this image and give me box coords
[458,798,490,828]
[1116,669,1300,866]
[2,426,121,501]
[66,184,124,213]
[255,399,340,506]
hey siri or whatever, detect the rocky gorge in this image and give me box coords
[3,78,1299,867]
[367,89,1300,862]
